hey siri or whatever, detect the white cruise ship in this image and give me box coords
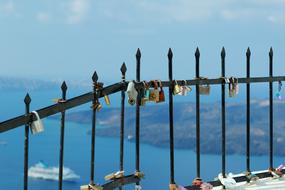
[28,161,80,182]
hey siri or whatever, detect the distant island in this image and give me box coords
[54,100,285,156]
[0,76,90,91]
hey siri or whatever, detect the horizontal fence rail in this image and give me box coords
[1,76,285,133]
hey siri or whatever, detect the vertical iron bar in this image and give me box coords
[168,48,175,184]
[24,94,31,190]
[90,71,98,185]
[59,81,67,190]
[269,47,273,169]
[221,47,226,179]
[119,63,127,190]
[246,48,251,172]
[135,49,141,185]
[195,48,201,178]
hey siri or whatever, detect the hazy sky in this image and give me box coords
[0,0,285,83]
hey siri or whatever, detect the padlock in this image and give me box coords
[157,80,165,103]
[143,81,150,100]
[135,185,142,190]
[235,78,239,95]
[80,184,103,190]
[104,95,110,105]
[127,81,138,105]
[134,171,145,179]
[30,111,44,135]
[222,77,230,84]
[178,80,192,96]
[140,81,149,106]
[149,80,159,102]
[173,80,181,95]
[229,77,238,97]
[169,183,179,190]
[229,88,235,97]
[104,170,124,181]
[179,85,192,96]
[91,100,102,111]
[96,102,102,111]
[199,84,210,95]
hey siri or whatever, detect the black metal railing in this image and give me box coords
[0,47,285,190]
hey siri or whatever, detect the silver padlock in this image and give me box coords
[127,81,138,105]
[135,185,142,190]
[178,86,192,96]
[30,111,44,135]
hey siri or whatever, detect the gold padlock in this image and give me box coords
[96,103,102,111]
[169,183,179,190]
[173,80,181,95]
[91,100,102,111]
[104,95,110,105]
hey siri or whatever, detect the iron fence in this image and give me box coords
[0,47,285,190]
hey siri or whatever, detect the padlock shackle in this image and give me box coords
[31,111,41,121]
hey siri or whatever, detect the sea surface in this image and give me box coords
[0,88,284,190]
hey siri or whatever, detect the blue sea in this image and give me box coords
[0,86,284,190]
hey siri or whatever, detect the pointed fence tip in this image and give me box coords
[195,47,200,57]
[136,48,141,58]
[168,48,173,59]
[221,47,226,58]
[269,47,273,56]
[246,47,251,57]
[120,62,127,74]
[92,71,98,82]
[61,81,67,91]
[24,93,31,104]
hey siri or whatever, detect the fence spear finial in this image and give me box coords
[168,48,173,59]
[120,62,127,74]
[24,93,31,105]
[246,47,251,57]
[269,47,273,57]
[61,81,67,92]
[92,71,98,82]
[195,47,200,58]
[221,47,226,58]
[136,48,141,59]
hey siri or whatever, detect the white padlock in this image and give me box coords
[30,111,44,135]
[127,81,138,105]
[178,86,192,96]
[135,185,142,190]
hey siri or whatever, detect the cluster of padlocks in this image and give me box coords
[126,77,242,107]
